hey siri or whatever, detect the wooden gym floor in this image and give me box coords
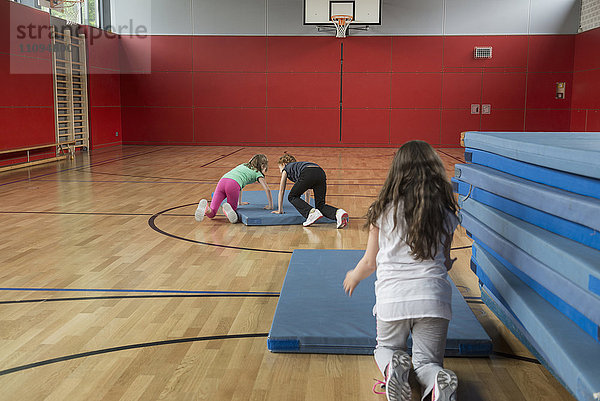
[0,146,575,401]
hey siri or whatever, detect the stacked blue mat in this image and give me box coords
[453,131,600,401]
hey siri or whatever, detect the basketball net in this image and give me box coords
[331,15,353,38]
[40,0,85,25]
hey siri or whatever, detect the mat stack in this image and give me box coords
[452,131,600,401]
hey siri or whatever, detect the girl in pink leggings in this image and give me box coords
[195,154,273,224]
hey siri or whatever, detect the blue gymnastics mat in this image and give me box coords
[453,179,600,251]
[267,249,492,356]
[455,164,600,232]
[460,208,600,338]
[462,131,600,179]
[459,198,600,298]
[465,148,600,200]
[461,206,600,339]
[215,190,335,226]
[472,245,600,401]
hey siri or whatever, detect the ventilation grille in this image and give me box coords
[580,0,600,32]
[474,47,492,59]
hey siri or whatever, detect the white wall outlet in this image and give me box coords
[482,104,491,115]
[471,104,480,114]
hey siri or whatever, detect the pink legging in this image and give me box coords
[207,178,240,218]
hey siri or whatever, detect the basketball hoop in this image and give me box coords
[40,0,85,24]
[331,14,353,38]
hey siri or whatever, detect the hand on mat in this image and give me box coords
[271,210,284,214]
[343,270,359,296]
[239,202,249,206]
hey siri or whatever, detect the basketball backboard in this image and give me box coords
[304,0,381,25]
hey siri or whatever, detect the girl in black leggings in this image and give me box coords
[272,153,349,228]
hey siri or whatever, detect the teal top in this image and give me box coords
[222,164,264,189]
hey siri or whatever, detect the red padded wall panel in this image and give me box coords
[343,73,391,109]
[481,72,526,109]
[528,35,574,73]
[194,108,266,144]
[121,72,193,107]
[89,107,122,148]
[525,109,571,132]
[267,37,340,72]
[573,27,600,72]
[390,109,441,145]
[343,37,391,73]
[572,69,600,110]
[392,37,443,72]
[193,36,266,72]
[85,27,120,70]
[570,110,587,131]
[150,36,193,72]
[587,110,600,132]
[526,72,572,109]
[342,109,390,144]
[0,0,8,54]
[442,72,482,109]
[267,109,339,145]
[120,35,152,74]
[391,73,442,109]
[6,49,52,75]
[441,110,480,146]
[122,107,193,143]
[480,110,524,131]
[8,1,52,60]
[195,72,266,107]
[0,107,55,149]
[88,69,121,107]
[267,73,338,108]
[443,36,528,70]
[1,58,53,107]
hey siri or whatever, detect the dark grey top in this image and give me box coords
[284,161,319,182]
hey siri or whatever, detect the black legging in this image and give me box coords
[288,167,337,219]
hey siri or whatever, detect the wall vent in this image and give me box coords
[474,47,492,59]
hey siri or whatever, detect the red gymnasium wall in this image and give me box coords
[84,26,122,150]
[0,0,56,166]
[119,34,576,147]
[0,0,120,168]
[571,26,600,132]
[2,0,598,157]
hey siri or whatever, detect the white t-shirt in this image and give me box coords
[374,203,459,322]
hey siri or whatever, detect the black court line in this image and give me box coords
[451,245,473,251]
[466,300,485,305]
[0,293,279,305]
[200,148,245,167]
[0,332,268,376]
[493,351,540,365]
[437,149,465,164]
[149,203,294,254]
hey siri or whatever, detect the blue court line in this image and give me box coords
[0,287,280,295]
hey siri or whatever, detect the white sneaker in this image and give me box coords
[303,208,323,227]
[222,202,238,224]
[432,369,458,401]
[336,208,349,229]
[195,199,208,222]
[385,350,412,401]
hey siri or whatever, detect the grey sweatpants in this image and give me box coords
[374,317,450,400]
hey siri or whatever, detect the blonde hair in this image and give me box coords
[278,153,296,165]
[245,154,268,175]
[366,141,457,260]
